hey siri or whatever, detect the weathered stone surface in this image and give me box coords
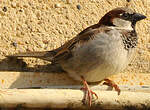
[0,0,149,77]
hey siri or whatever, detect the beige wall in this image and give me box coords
[0,0,149,74]
[0,1,149,109]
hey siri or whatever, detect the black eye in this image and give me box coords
[120,12,130,20]
[123,13,129,18]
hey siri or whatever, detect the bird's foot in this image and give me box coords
[81,76,98,106]
[103,78,121,95]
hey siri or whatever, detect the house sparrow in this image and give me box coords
[7,7,146,106]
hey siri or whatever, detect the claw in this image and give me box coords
[81,76,98,106]
[104,79,121,95]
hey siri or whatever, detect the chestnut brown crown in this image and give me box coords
[99,7,146,27]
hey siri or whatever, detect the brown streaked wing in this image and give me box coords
[52,26,111,63]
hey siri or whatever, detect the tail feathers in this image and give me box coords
[6,51,56,62]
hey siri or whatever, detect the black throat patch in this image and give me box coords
[121,30,138,50]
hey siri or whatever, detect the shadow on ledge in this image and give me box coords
[0,57,64,73]
[0,58,78,89]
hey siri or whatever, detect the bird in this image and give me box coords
[7,7,146,106]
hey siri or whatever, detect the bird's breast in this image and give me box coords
[61,30,136,82]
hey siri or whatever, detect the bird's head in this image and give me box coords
[99,7,146,30]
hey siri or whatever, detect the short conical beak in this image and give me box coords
[133,13,146,21]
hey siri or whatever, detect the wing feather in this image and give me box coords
[53,26,111,62]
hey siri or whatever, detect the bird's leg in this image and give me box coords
[103,78,121,95]
[80,76,98,106]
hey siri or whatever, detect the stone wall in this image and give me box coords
[0,0,149,74]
